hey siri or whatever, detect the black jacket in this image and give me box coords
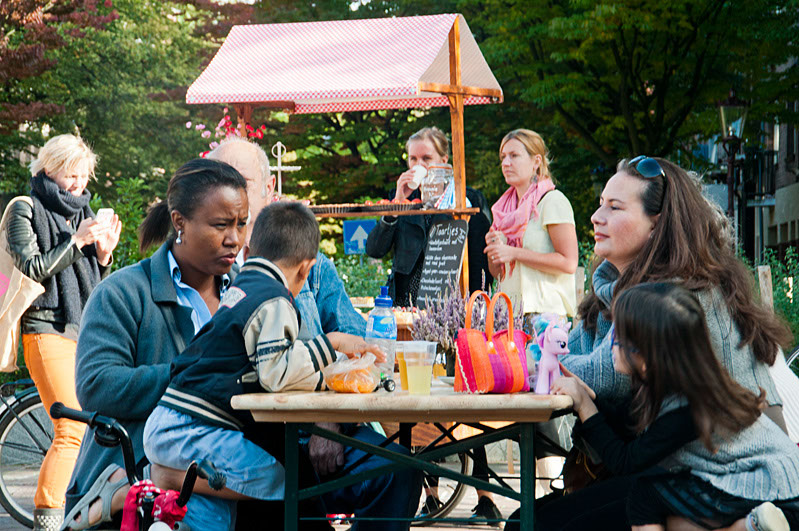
[365,187,493,306]
[160,257,336,431]
[5,199,109,338]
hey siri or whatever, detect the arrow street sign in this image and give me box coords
[343,219,377,255]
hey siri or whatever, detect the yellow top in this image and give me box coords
[500,190,576,317]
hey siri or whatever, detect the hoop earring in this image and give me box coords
[175,229,183,245]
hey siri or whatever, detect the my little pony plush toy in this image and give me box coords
[529,315,571,395]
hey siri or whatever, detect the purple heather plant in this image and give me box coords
[411,279,523,359]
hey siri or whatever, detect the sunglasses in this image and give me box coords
[629,155,665,179]
[629,155,666,211]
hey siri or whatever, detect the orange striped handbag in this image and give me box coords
[454,291,531,393]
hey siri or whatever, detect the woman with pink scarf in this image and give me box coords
[485,129,578,332]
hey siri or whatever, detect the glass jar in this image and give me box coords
[421,163,453,207]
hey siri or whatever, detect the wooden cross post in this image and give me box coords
[447,18,470,297]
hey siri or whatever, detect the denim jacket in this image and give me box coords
[295,252,366,339]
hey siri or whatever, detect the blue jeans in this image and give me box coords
[316,425,422,531]
[144,406,285,531]
[145,407,420,531]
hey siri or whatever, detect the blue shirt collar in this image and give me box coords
[167,250,231,294]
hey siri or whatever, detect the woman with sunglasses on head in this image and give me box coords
[484,129,578,331]
[562,156,790,428]
[503,156,793,531]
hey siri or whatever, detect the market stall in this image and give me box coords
[186,13,503,294]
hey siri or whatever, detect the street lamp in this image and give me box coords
[717,90,748,218]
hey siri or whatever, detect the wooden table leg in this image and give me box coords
[284,423,299,531]
[520,423,535,531]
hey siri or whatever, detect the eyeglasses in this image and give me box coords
[629,155,666,211]
[611,327,638,353]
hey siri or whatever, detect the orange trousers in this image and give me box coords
[22,334,86,509]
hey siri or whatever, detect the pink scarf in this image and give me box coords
[491,178,556,279]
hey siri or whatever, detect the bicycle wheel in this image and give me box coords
[413,451,472,523]
[0,392,53,528]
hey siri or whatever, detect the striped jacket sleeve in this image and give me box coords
[243,297,337,392]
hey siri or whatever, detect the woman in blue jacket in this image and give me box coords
[63,158,248,530]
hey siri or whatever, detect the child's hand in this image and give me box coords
[550,376,589,408]
[327,332,387,363]
[551,373,598,421]
[559,363,596,400]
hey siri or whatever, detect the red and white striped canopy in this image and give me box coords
[186,14,502,114]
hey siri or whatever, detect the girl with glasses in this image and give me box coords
[551,282,798,531]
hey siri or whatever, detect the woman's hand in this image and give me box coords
[484,229,507,247]
[394,169,418,202]
[483,240,517,266]
[94,214,122,267]
[483,230,509,278]
[73,218,110,249]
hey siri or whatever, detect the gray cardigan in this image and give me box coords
[562,262,782,407]
[65,243,229,510]
[659,397,799,501]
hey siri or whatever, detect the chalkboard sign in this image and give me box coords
[416,218,468,309]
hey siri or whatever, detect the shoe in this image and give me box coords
[417,495,442,518]
[33,508,63,531]
[61,464,128,530]
[746,502,790,531]
[470,496,503,527]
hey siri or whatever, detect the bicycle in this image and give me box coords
[50,402,226,531]
[0,379,52,528]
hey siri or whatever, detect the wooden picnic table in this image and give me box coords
[231,383,572,530]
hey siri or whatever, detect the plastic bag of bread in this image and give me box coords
[323,353,381,393]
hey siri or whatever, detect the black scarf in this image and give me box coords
[29,172,101,326]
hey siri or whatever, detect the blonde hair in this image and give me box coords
[406,126,449,160]
[499,129,553,183]
[29,134,97,179]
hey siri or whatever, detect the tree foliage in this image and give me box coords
[459,0,799,165]
[2,0,796,266]
[0,0,118,191]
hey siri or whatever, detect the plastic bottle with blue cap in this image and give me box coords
[365,286,397,381]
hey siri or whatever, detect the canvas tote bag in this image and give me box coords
[0,197,45,372]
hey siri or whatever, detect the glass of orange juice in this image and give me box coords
[395,344,409,391]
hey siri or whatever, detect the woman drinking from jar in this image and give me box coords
[365,126,493,307]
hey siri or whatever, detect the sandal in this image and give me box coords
[61,464,129,531]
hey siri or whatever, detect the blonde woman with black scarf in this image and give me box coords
[5,134,120,530]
